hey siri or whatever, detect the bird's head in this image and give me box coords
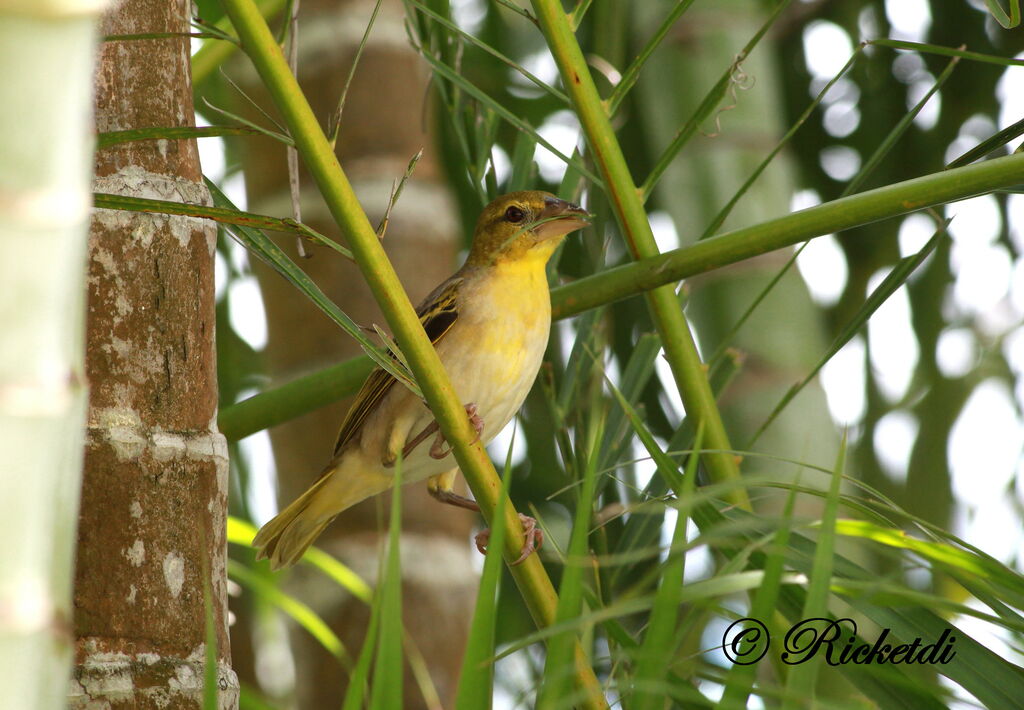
[466,191,590,267]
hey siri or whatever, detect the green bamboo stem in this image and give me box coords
[531,0,748,508]
[218,0,607,706]
[0,3,100,707]
[218,149,1024,441]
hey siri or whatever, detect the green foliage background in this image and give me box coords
[182,0,1024,707]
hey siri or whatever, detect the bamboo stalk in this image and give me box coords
[0,1,106,706]
[217,149,1024,441]
[530,0,748,507]
[218,0,608,706]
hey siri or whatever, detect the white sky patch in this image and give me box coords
[898,213,936,258]
[535,110,580,184]
[820,145,861,182]
[510,48,560,99]
[655,351,686,421]
[1008,193,1024,252]
[802,20,854,80]
[196,133,227,184]
[222,172,248,211]
[451,0,487,34]
[948,193,1001,247]
[489,144,512,188]
[873,409,918,484]
[633,439,657,492]
[823,100,860,138]
[791,188,821,212]
[821,336,867,424]
[885,0,932,41]
[649,210,680,251]
[556,318,576,363]
[796,233,848,307]
[858,5,879,41]
[228,276,268,350]
[949,378,1023,508]
[214,250,228,302]
[996,56,1024,152]
[228,237,250,274]
[953,243,1012,316]
[867,271,918,402]
[964,497,1024,565]
[892,53,925,84]
[936,328,978,379]
[239,425,279,525]
[907,77,941,130]
[488,418,527,469]
[1003,326,1024,378]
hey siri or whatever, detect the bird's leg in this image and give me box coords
[475,514,544,566]
[428,403,483,459]
[388,420,438,467]
[426,470,543,565]
[426,470,479,511]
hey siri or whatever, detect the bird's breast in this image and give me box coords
[439,261,552,442]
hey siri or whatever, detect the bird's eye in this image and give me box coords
[504,205,526,223]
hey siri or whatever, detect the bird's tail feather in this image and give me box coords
[253,467,383,570]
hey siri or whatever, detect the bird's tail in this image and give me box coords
[253,465,387,570]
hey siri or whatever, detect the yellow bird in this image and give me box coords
[253,191,590,570]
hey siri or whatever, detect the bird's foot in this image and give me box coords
[474,513,544,565]
[429,403,484,459]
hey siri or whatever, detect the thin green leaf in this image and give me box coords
[985,0,1021,28]
[370,454,404,709]
[641,0,793,199]
[97,125,284,149]
[631,424,701,710]
[455,428,518,710]
[329,0,383,147]
[782,434,846,709]
[608,0,697,116]
[947,114,1024,168]
[201,96,292,144]
[846,53,960,197]
[204,180,418,396]
[720,469,801,710]
[536,413,604,710]
[342,590,381,710]
[93,192,339,254]
[412,42,603,186]
[227,558,348,663]
[377,149,423,238]
[404,0,569,104]
[699,47,864,240]
[869,38,1024,67]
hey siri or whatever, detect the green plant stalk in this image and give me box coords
[192,0,286,86]
[218,0,607,706]
[218,149,1024,441]
[531,0,748,509]
[0,5,98,708]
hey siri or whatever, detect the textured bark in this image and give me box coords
[69,0,238,706]
[234,0,475,706]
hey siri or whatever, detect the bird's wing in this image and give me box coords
[330,275,463,457]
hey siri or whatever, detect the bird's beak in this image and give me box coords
[534,195,590,239]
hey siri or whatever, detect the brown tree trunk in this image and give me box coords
[234,1,476,706]
[69,0,238,706]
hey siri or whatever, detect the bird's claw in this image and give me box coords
[474,513,543,565]
[429,403,484,459]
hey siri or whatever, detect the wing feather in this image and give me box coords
[331,276,462,457]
